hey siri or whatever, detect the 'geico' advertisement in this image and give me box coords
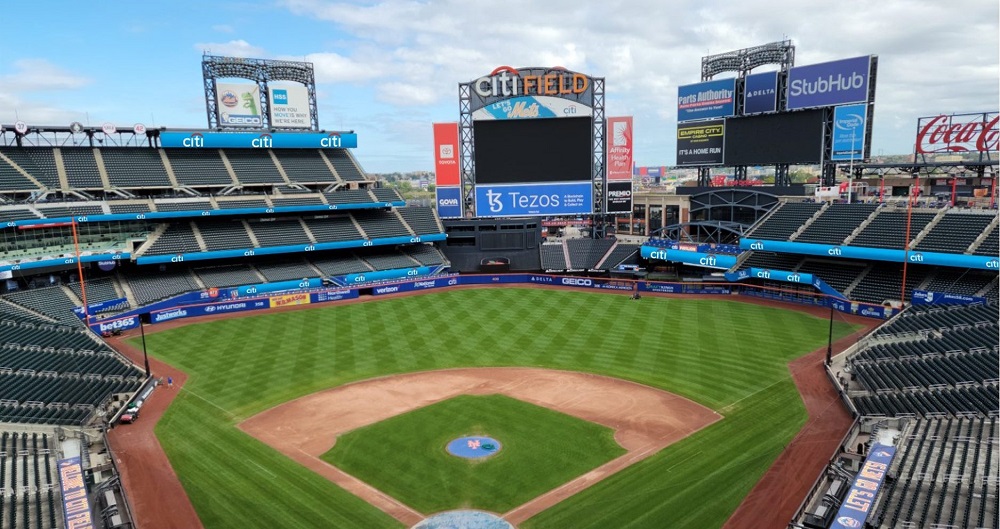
[216,82,262,128]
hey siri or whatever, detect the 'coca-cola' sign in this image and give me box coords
[915,112,998,154]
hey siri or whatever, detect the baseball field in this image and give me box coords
[134,287,859,528]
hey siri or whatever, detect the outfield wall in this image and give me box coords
[86,273,899,335]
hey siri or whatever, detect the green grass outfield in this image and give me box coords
[322,394,626,513]
[142,288,859,529]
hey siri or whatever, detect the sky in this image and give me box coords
[1,0,997,173]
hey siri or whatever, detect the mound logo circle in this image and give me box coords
[446,436,502,460]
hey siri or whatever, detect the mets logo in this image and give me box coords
[220,91,239,108]
[837,516,861,528]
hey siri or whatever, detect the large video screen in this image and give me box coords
[473,117,592,184]
[724,109,825,165]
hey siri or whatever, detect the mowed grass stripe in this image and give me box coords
[139,288,858,529]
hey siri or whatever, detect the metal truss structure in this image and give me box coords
[655,221,748,245]
[202,54,319,131]
[457,70,606,235]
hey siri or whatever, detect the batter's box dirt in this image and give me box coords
[238,367,721,527]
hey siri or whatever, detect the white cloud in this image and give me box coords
[0,59,91,92]
[194,39,265,58]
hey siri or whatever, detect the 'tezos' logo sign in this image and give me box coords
[915,113,999,154]
[472,66,589,98]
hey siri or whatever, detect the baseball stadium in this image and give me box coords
[0,40,997,529]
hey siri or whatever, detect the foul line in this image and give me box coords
[718,378,786,414]
[178,386,238,420]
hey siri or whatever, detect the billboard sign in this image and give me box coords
[676,119,724,166]
[57,457,93,529]
[831,103,867,161]
[467,66,593,112]
[433,122,460,186]
[216,82,262,127]
[436,186,464,218]
[159,131,357,149]
[830,444,896,529]
[268,84,311,129]
[474,182,592,217]
[471,96,592,120]
[744,71,779,114]
[677,78,736,122]
[606,181,633,213]
[607,116,633,181]
[915,112,999,154]
[787,55,871,110]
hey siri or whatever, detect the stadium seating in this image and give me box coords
[745,201,823,241]
[0,147,60,189]
[144,222,201,255]
[973,226,998,257]
[215,197,269,209]
[247,219,312,247]
[254,260,319,282]
[66,277,122,306]
[794,259,866,294]
[848,262,931,304]
[271,150,338,183]
[302,215,362,243]
[794,203,877,244]
[402,244,446,266]
[566,238,615,270]
[194,265,262,288]
[0,157,38,191]
[324,150,367,182]
[35,204,104,219]
[540,244,567,271]
[0,207,41,221]
[851,210,937,249]
[601,243,641,269]
[371,187,403,203]
[155,199,212,212]
[270,195,324,207]
[3,287,81,326]
[324,189,375,205]
[0,431,61,528]
[124,267,200,305]
[164,149,234,186]
[923,269,996,298]
[59,149,104,188]
[309,254,372,276]
[358,250,418,271]
[914,211,995,254]
[397,206,441,235]
[871,417,998,529]
[223,150,285,184]
[108,201,152,213]
[351,210,410,239]
[101,148,172,188]
[197,219,254,251]
[739,251,802,271]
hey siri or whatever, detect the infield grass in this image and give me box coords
[143,288,860,529]
[322,394,626,513]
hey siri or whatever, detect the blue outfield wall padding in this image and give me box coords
[911,290,987,306]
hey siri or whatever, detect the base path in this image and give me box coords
[239,367,721,526]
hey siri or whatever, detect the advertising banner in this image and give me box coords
[228,278,322,298]
[268,84,311,129]
[747,268,815,285]
[433,122,461,186]
[269,292,311,308]
[640,246,738,269]
[159,131,357,149]
[915,112,999,154]
[467,66,593,113]
[676,120,725,166]
[216,82,262,128]
[831,103,867,161]
[911,290,987,306]
[744,71,779,114]
[787,55,871,110]
[474,182,593,217]
[471,95,592,120]
[605,181,633,213]
[335,266,437,286]
[606,116,634,180]
[830,444,896,529]
[436,186,464,218]
[740,238,1000,271]
[57,457,94,529]
[371,276,460,296]
[312,288,359,303]
[677,78,736,122]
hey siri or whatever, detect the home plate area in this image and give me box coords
[239,367,720,526]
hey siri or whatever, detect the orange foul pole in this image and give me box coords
[71,220,90,326]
